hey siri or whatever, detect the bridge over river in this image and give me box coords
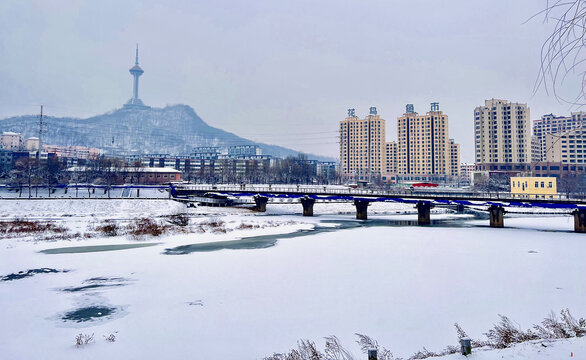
[172,184,586,233]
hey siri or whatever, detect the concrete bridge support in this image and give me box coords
[354,200,369,220]
[253,195,268,212]
[300,196,316,217]
[489,205,505,228]
[456,204,465,214]
[416,201,433,225]
[573,208,586,233]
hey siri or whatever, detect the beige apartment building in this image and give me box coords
[24,137,40,151]
[474,99,531,165]
[533,112,586,161]
[384,141,398,174]
[396,103,459,179]
[1,131,23,151]
[340,104,461,183]
[545,127,586,164]
[339,107,385,181]
[450,139,461,178]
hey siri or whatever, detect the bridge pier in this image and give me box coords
[573,208,586,233]
[489,205,505,228]
[300,196,315,216]
[416,201,433,225]
[456,204,465,214]
[253,195,268,212]
[354,200,369,220]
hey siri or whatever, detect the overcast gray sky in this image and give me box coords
[0,0,579,161]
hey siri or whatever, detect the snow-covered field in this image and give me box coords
[0,199,584,359]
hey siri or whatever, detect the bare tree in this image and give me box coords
[533,0,586,104]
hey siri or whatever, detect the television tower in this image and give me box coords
[124,44,148,109]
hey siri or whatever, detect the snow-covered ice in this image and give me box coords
[0,199,583,359]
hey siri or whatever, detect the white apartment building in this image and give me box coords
[474,99,531,165]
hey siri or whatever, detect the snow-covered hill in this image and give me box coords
[0,104,333,160]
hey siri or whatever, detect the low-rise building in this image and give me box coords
[510,176,557,199]
[24,137,40,151]
[1,132,23,151]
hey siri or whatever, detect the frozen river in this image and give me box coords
[0,200,584,359]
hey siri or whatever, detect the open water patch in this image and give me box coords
[163,216,474,255]
[61,306,116,322]
[1,268,69,281]
[61,277,130,292]
[40,242,160,254]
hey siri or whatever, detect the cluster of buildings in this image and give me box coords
[0,131,101,175]
[339,99,586,192]
[339,103,461,184]
[473,99,585,191]
[126,145,337,184]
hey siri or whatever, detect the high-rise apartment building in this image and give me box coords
[340,103,460,183]
[533,112,586,161]
[396,103,458,178]
[545,127,586,164]
[450,139,461,178]
[474,99,531,165]
[339,107,385,181]
[384,141,398,174]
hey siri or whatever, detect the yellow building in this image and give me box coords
[510,176,557,199]
[339,107,385,181]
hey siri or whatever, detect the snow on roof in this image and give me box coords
[2,131,20,136]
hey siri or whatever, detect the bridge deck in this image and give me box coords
[173,185,586,210]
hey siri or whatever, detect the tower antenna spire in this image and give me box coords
[135,43,139,65]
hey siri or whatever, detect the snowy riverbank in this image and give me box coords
[0,199,583,359]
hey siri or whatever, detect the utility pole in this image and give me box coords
[38,105,45,160]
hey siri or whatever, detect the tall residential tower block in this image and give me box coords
[339,107,385,181]
[339,103,461,183]
[474,99,530,166]
[396,103,460,179]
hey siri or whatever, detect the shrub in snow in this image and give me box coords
[204,217,224,228]
[484,315,538,348]
[534,309,586,339]
[0,218,66,235]
[264,309,586,360]
[167,213,189,227]
[75,333,94,347]
[324,335,353,360]
[95,222,119,237]
[356,334,394,360]
[264,339,322,360]
[127,218,169,237]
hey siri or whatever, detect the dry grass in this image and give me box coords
[264,309,586,360]
[0,218,67,235]
[75,333,94,347]
[126,218,170,237]
[95,222,119,237]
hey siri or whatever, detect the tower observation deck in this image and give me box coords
[124,44,149,109]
